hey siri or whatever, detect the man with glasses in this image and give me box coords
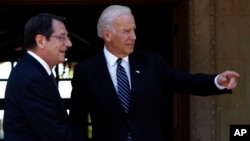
[3,13,72,141]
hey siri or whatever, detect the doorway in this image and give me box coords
[0,2,189,141]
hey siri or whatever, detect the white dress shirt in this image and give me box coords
[103,47,131,93]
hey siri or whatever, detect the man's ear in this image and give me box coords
[35,34,46,49]
[103,29,111,41]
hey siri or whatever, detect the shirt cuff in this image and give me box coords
[214,74,226,90]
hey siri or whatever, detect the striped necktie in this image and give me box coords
[116,58,131,113]
[116,58,132,141]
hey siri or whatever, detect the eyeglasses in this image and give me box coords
[50,35,71,42]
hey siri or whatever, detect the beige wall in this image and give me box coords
[189,0,250,140]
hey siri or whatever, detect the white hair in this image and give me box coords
[97,5,132,38]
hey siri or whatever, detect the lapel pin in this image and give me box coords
[135,70,140,73]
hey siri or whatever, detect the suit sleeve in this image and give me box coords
[154,52,232,95]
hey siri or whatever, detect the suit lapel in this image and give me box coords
[93,52,145,114]
[24,53,63,106]
[94,53,126,113]
[128,53,144,112]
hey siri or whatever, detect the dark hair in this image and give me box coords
[24,13,65,49]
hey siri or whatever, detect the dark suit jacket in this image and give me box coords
[4,53,72,141]
[69,50,231,141]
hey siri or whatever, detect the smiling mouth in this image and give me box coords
[127,43,134,47]
[60,50,66,54]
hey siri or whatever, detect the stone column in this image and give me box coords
[189,0,217,140]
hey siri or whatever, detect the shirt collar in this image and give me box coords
[103,46,129,67]
[27,50,52,75]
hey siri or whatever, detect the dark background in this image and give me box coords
[0,4,176,140]
[0,4,173,64]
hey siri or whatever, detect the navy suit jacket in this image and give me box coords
[4,53,72,141]
[69,50,231,141]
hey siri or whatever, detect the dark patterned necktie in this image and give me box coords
[116,58,131,113]
[116,58,132,141]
